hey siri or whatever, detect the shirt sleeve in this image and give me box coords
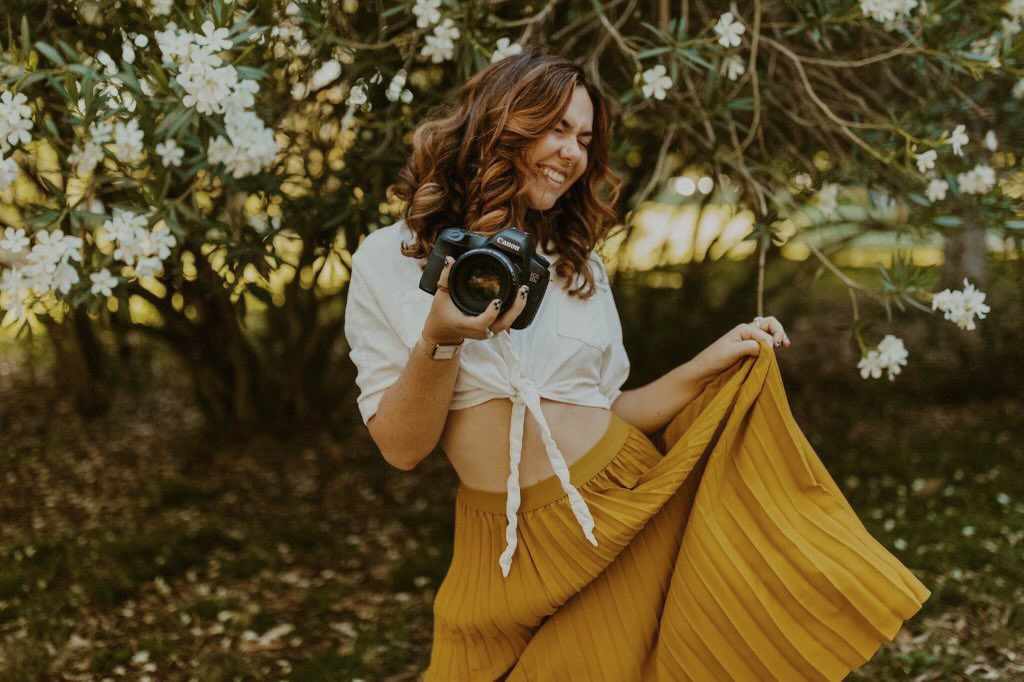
[593,255,630,405]
[344,247,411,426]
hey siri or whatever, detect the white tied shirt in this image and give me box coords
[344,219,630,576]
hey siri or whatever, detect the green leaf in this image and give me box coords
[34,40,64,66]
[24,209,62,228]
[20,15,30,59]
[635,46,672,60]
[146,60,170,90]
[43,115,59,138]
[932,215,963,227]
[56,39,78,62]
[234,65,268,81]
[155,106,189,137]
[727,97,754,111]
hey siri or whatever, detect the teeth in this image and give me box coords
[540,166,566,183]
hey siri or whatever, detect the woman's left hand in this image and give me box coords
[689,315,791,380]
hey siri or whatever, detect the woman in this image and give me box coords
[343,48,929,681]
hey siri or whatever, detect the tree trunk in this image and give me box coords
[941,218,988,290]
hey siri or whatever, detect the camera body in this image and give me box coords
[419,226,551,330]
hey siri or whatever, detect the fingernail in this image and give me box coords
[520,286,528,298]
[492,299,501,309]
[775,339,781,346]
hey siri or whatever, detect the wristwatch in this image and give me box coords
[416,332,463,360]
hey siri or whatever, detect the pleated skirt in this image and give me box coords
[423,342,931,681]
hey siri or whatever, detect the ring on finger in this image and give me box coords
[438,284,450,292]
[485,327,495,339]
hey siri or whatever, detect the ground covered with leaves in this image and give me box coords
[1,275,1022,681]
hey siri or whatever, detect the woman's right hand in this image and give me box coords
[422,256,531,344]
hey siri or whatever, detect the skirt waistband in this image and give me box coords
[456,410,634,514]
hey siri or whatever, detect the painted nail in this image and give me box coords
[520,286,528,298]
[492,299,501,309]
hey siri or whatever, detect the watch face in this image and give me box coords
[432,344,458,359]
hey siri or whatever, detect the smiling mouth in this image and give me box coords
[538,164,567,188]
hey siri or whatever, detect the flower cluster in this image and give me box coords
[385,69,413,104]
[858,334,909,381]
[931,278,991,331]
[956,164,996,195]
[0,227,83,320]
[715,11,747,82]
[421,17,460,64]
[0,90,33,153]
[153,21,278,178]
[859,0,918,26]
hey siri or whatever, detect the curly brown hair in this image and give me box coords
[386,47,624,299]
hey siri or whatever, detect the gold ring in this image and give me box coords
[438,283,449,292]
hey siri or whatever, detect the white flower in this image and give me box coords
[859,0,918,24]
[641,64,673,100]
[0,154,18,192]
[421,36,455,64]
[720,54,745,81]
[925,178,948,202]
[0,89,34,152]
[133,33,150,49]
[95,50,119,76]
[206,109,278,178]
[914,149,937,174]
[876,334,908,381]
[412,0,442,29]
[984,130,998,152]
[68,140,105,176]
[151,0,173,16]
[792,172,813,192]
[491,37,523,64]
[962,525,975,537]
[947,123,968,156]
[1003,17,1022,38]
[931,278,990,331]
[0,227,29,253]
[155,139,184,167]
[176,61,238,115]
[957,163,996,195]
[433,17,460,43]
[1009,0,1024,20]
[346,83,367,107]
[713,11,745,48]
[813,182,840,218]
[893,538,908,551]
[89,268,119,297]
[195,20,233,53]
[291,81,309,101]
[385,69,413,103]
[1014,78,1024,99]
[310,60,342,91]
[857,349,886,379]
[121,32,136,64]
[112,118,145,163]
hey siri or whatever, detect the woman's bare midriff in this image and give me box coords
[438,397,614,492]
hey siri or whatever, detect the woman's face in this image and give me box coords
[521,84,594,211]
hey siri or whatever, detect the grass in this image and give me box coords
[0,264,1022,680]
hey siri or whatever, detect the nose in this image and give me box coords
[559,141,583,167]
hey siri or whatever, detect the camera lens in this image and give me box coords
[449,250,518,314]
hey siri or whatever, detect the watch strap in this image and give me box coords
[416,333,463,360]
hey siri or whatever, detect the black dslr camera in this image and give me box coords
[419,226,551,330]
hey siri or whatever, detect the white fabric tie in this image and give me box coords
[495,332,599,577]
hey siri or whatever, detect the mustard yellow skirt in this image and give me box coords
[424,344,930,681]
